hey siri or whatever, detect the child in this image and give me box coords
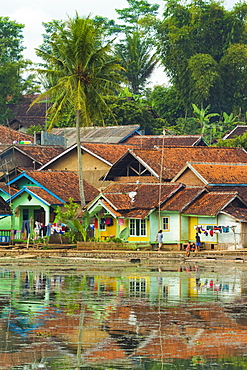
[186,242,191,257]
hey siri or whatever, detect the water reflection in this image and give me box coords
[0,261,246,369]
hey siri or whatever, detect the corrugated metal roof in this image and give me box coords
[50,125,140,147]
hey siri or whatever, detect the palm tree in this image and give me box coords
[115,30,159,94]
[30,14,123,207]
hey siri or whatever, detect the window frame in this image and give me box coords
[162,216,170,231]
[129,218,147,236]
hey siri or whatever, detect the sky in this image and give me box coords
[2,0,240,87]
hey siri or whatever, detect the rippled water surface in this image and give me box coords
[1,258,247,369]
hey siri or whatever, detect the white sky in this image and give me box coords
[1,0,239,87]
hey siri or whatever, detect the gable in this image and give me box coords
[174,167,205,186]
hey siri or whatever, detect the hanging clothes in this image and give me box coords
[21,220,30,237]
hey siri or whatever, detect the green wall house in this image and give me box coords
[3,170,98,240]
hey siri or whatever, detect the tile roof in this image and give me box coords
[82,142,136,165]
[183,191,239,216]
[14,145,65,165]
[0,125,33,144]
[0,195,12,215]
[7,95,48,129]
[222,205,247,221]
[50,125,140,147]
[161,186,205,212]
[24,186,62,205]
[207,185,247,203]
[0,182,18,196]
[185,162,247,184]
[23,171,99,203]
[128,147,247,180]
[222,125,247,140]
[124,135,206,147]
[100,182,182,218]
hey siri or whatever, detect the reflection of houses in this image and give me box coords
[0,267,246,368]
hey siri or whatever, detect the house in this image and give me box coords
[6,95,48,132]
[161,187,247,250]
[123,134,207,147]
[172,162,247,186]
[86,182,182,244]
[222,125,247,140]
[87,180,247,250]
[3,170,99,237]
[50,125,141,147]
[0,144,65,180]
[103,146,247,183]
[38,142,136,189]
[0,125,34,145]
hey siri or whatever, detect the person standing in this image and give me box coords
[195,233,201,252]
[156,230,163,251]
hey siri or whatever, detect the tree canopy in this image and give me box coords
[157,0,247,115]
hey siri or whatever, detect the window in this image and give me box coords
[129,219,146,236]
[162,217,169,231]
[129,278,146,297]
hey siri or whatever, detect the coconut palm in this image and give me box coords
[30,14,123,207]
[115,30,159,94]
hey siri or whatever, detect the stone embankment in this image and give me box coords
[0,245,247,264]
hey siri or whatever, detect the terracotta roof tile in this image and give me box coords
[223,205,247,221]
[24,170,99,203]
[223,125,247,140]
[0,182,18,196]
[124,135,206,147]
[7,95,48,129]
[183,192,238,216]
[0,125,33,144]
[24,186,62,205]
[0,195,12,215]
[207,186,247,203]
[101,182,182,218]
[82,142,136,164]
[15,145,65,165]
[188,162,247,184]
[161,186,205,212]
[130,147,247,180]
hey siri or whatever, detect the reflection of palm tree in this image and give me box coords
[31,15,122,207]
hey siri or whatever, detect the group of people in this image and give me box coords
[156,230,201,255]
[186,233,201,257]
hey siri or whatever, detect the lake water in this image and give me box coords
[0,258,247,369]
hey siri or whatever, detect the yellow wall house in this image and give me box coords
[39,143,134,190]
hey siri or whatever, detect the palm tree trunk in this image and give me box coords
[76,110,86,208]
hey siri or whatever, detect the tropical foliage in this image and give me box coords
[31,14,123,206]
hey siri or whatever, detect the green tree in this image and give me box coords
[100,95,165,134]
[157,0,247,114]
[115,0,160,33]
[115,31,159,94]
[0,17,27,121]
[148,85,185,127]
[31,14,122,207]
